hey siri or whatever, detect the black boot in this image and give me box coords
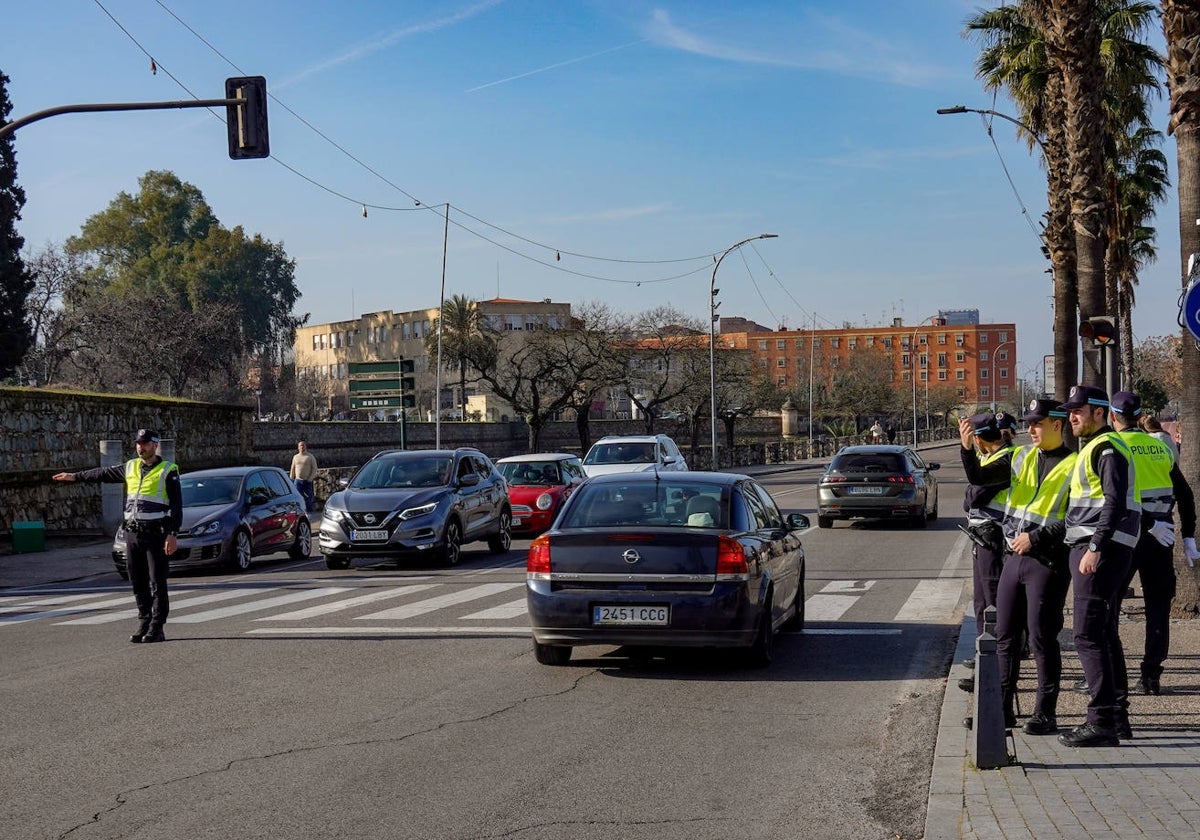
[1057,722,1118,748]
[1023,712,1059,735]
[141,624,166,644]
[129,617,151,644]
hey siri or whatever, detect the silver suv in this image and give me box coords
[582,434,688,477]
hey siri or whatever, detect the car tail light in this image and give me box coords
[888,475,915,484]
[825,475,846,483]
[527,534,551,576]
[715,535,749,578]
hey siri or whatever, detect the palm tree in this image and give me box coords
[424,294,484,421]
[1161,0,1200,615]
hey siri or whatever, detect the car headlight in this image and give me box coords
[322,502,350,526]
[535,493,553,511]
[399,502,438,521]
[187,520,222,537]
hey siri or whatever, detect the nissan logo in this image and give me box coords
[364,513,377,524]
[622,549,641,564]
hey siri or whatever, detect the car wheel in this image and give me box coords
[288,519,312,560]
[534,642,572,666]
[324,555,351,570]
[746,594,775,667]
[927,492,939,522]
[488,511,512,554]
[440,519,463,566]
[818,515,833,529]
[229,529,253,572]
[911,509,928,528]
[784,570,805,631]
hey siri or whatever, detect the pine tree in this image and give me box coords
[0,70,34,381]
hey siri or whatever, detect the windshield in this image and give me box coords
[499,461,561,485]
[558,480,725,529]
[830,453,906,473]
[583,441,656,465]
[180,475,242,507]
[350,456,453,489]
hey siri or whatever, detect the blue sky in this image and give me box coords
[2,1,1186,388]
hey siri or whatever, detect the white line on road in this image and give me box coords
[803,594,859,622]
[171,587,352,623]
[893,579,965,623]
[246,625,531,636]
[462,597,529,620]
[58,588,275,625]
[820,580,876,594]
[259,584,439,621]
[356,582,524,621]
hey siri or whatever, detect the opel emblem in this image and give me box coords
[622,549,641,564]
[364,513,377,524]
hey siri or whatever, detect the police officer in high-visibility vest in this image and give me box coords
[1109,391,1199,695]
[52,429,182,644]
[1058,385,1141,747]
[958,412,1016,645]
[996,398,1076,735]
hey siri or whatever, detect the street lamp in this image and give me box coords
[990,340,1014,412]
[936,105,1047,154]
[254,388,263,419]
[910,316,943,445]
[311,390,319,419]
[710,233,778,467]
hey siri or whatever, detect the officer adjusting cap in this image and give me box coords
[995,412,1018,432]
[969,412,1002,442]
[1021,398,1066,423]
[1110,390,1141,417]
[133,428,160,443]
[1060,384,1109,410]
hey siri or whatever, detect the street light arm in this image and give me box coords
[936,105,1046,154]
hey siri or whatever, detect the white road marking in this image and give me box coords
[58,588,274,625]
[171,587,352,623]
[820,580,876,594]
[357,582,524,620]
[258,584,439,621]
[802,594,859,622]
[0,594,140,625]
[894,579,965,623]
[0,592,119,613]
[462,597,529,620]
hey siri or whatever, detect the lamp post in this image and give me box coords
[910,316,942,445]
[936,105,1047,154]
[990,340,1014,412]
[710,233,778,468]
[255,388,263,419]
[311,390,319,419]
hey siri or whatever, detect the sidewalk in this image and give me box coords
[0,539,114,589]
[927,615,1200,839]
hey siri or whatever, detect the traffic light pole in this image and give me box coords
[0,98,238,139]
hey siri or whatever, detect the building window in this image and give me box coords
[982,385,991,398]
[956,386,966,398]
[866,336,875,347]
[777,358,785,367]
[919,334,927,346]
[831,337,840,348]
[848,337,858,349]
[957,369,966,380]
[902,353,911,368]
[937,353,947,367]
[980,332,990,344]
[920,370,928,381]
[830,356,841,367]
[348,330,356,347]
[981,368,989,379]
[938,370,947,381]
[998,349,1009,361]
[902,370,911,382]
[919,353,928,367]
[777,375,787,386]
[1000,368,1009,379]
[980,350,989,363]
[312,335,319,351]
[999,331,1009,342]
[1001,385,1010,396]
[937,333,947,345]
[955,333,965,346]
[956,351,965,363]
[776,339,786,350]
[758,340,768,350]
[883,338,893,349]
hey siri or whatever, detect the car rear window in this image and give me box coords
[181,476,242,506]
[352,456,452,489]
[558,481,725,528]
[830,453,906,473]
[584,442,656,465]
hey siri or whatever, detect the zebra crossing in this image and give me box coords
[0,573,967,636]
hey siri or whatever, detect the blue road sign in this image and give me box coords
[1184,276,1200,342]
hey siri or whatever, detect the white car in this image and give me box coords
[581,434,689,477]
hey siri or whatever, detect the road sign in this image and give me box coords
[350,395,415,410]
[1183,273,1200,342]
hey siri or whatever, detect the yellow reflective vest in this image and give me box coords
[1066,432,1140,548]
[123,457,179,521]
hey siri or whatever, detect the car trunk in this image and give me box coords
[545,529,719,592]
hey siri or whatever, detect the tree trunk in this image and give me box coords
[1048,0,1108,387]
[1162,0,1200,616]
[574,407,592,455]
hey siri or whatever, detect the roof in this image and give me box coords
[182,466,279,478]
[496,453,578,463]
[835,445,910,454]
[585,470,737,487]
[594,434,673,444]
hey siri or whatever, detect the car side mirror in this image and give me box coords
[248,489,271,506]
[458,473,481,487]
[927,463,941,471]
[787,513,810,531]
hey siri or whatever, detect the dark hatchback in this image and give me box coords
[526,472,809,667]
[318,448,511,569]
[112,466,312,577]
[816,444,940,528]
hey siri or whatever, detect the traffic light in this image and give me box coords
[225,76,269,159]
[399,358,415,393]
[1079,316,1116,348]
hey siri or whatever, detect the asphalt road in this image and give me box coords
[1,442,971,840]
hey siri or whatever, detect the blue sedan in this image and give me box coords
[526,471,809,667]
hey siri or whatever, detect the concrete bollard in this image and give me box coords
[970,605,1008,769]
[100,440,123,537]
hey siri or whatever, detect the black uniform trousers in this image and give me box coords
[1068,544,1133,729]
[1123,530,1177,681]
[972,539,1005,635]
[125,529,171,626]
[996,553,1070,719]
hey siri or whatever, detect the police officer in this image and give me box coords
[1058,385,1140,747]
[958,413,1015,639]
[52,429,182,644]
[1109,391,1199,695]
[996,398,1076,734]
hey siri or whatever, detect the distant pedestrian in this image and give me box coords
[1110,391,1199,695]
[885,422,897,444]
[1138,413,1179,460]
[870,419,884,444]
[51,429,181,644]
[290,439,318,513]
[1059,385,1140,747]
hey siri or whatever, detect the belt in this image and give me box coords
[124,519,168,534]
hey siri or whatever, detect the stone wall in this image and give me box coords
[0,388,252,534]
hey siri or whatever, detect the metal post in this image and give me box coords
[100,440,122,537]
[970,605,1009,769]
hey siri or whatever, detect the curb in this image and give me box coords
[924,616,977,840]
